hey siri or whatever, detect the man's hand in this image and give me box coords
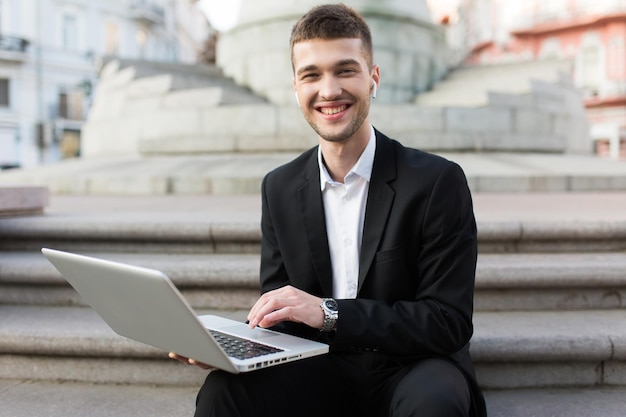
[168,352,214,370]
[247,285,324,330]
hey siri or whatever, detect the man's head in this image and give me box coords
[290,3,374,71]
[290,4,379,144]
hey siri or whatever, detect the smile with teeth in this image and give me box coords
[320,105,347,115]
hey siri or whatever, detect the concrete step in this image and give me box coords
[0,186,49,217]
[416,59,572,107]
[0,379,198,417]
[0,252,260,309]
[4,153,626,195]
[0,305,241,386]
[475,252,626,311]
[0,213,262,254]
[2,210,626,254]
[1,305,625,391]
[473,309,626,390]
[2,251,626,311]
[1,379,625,417]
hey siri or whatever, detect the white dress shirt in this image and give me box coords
[318,126,376,299]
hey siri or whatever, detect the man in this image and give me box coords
[175,4,486,416]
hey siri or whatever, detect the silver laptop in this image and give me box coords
[41,248,328,374]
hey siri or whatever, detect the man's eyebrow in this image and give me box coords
[336,59,361,67]
[296,64,319,76]
[296,59,362,76]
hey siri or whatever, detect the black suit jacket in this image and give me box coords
[259,129,486,416]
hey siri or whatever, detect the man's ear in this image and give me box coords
[371,65,380,99]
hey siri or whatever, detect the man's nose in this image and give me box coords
[319,76,342,100]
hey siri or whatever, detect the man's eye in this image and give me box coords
[301,73,318,80]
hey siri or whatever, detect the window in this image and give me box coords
[0,0,10,35]
[581,46,601,89]
[62,13,78,50]
[539,37,561,59]
[607,36,625,81]
[58,90,84,120]
[0,78,9,107]
[104,22,119,56]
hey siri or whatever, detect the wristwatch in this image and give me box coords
[320,298,338,332]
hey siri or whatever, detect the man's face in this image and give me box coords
[292,38,379,144]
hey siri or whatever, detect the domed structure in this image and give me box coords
[216,0,450,104]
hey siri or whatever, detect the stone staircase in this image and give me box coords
[1,193,626,415]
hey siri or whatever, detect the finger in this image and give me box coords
[247,287,290,327]
[188,358,214,370]
[257,307,295,328]
[248,293,296,328]
[169,352,215,370]
[169,352,191,364]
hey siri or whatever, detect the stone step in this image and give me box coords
[2,212,626,254]
[415,59,572,107]
[475,252,626,311]
[2,251,626,311]
[0,252,260,310]
[1,305,625,391]
[2,379,625,417]
[4,153,626,195]
[0,186,49,217]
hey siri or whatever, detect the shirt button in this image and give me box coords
[344,238,352,246]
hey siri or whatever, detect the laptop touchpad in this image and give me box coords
[222,325,281,341]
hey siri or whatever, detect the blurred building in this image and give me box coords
[0,0,210,170]
[433,0,626,159]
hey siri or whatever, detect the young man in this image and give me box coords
[176,4,486,416]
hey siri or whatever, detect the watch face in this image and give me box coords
[324,299,338,311]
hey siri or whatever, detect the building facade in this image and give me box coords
[442,0,626,159]
[0,0,209,169]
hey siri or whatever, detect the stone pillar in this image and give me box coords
[216,0,449,105]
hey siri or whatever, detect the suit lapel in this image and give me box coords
[358,131,397,292]
[297,149,334,296]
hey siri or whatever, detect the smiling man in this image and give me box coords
[186,4,486,417]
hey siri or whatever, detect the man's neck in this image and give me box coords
[319,124,371,183]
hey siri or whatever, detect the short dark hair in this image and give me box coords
[290,3,373,69]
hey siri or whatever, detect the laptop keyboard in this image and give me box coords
[209,329,284,360]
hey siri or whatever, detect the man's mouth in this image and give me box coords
[319,104,348,115]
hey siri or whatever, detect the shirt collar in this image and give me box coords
[318,125,376,191]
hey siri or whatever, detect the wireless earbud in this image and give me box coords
[294,91,301,108]
[371,82,377,99]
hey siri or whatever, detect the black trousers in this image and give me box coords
[194,352,471,417]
